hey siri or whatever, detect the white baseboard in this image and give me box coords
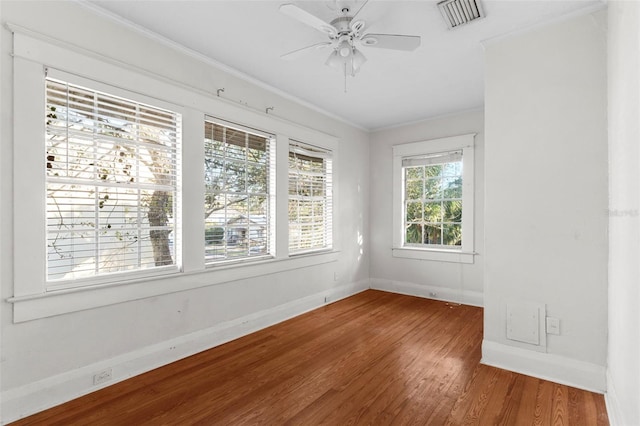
[481,340,606,393]
[1,279,370,425]
[605,369,632,426]
[370,277,483,307]
[604,371,621,426]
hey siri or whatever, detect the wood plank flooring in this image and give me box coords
[11,290,609,425]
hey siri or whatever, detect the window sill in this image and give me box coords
[392,247,475,264]
[8,251,340,323]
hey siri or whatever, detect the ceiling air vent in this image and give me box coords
[437,0,485,29]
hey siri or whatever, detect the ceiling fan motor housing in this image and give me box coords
[330,16,354,35]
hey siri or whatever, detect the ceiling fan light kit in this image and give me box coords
[279,1,421,89]
[325,50,342,68]
[337,39,352,57]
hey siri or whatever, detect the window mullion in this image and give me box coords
[244,132,249,256]
[93,90,100,277]
[298,157,303,249]
[223,127,228,260]
[135,103,142,269]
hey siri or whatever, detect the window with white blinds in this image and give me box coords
[45,77,181,285]
[204,118,274,263]
[392,134,475,263]
[12,36,342,320]
[288,141,333,254]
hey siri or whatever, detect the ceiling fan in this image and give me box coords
[279,1,421,78]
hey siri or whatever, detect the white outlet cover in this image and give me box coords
[93,368,113,385]
[546,317,561,335]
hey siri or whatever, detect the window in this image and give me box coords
[288,141,333,254]
[204,119,274,263]
[45,77,181,286]
[404,151,462,247]
[11,31,339,321]
[393,134,475,263]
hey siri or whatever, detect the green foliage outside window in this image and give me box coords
[404,156,463,247]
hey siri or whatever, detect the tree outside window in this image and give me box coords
[404,153,463,247]
[45,78,180,282]
[204,120,272,263]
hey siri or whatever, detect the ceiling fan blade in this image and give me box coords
[280,4,337,36]
[351,19,366,37]
[281,42,332,60]
[360,34,421,51]
[351,0,370,21]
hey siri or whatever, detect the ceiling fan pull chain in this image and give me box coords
[344,62,348,93]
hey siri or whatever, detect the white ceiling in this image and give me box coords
[87,0,604,130]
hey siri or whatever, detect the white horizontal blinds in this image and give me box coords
[288,141,333,254]
[402,151,462,168]
[403,150,463,247]
[204,118,273,263]
[45,77,181,285]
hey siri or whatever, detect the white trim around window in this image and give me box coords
[9,27,339,322]
[392,134,476,264]
[44,71,183,289]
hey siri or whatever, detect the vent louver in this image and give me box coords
[437,0,485,29]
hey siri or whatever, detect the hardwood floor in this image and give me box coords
[11,290,609,425]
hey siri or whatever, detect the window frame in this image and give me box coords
[203,117,276,265]
[9,29,340,323]
[14,63,189,299]
[43,72,183,289]
[392,134,476,263]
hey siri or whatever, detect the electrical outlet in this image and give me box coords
[93,368,113,386]
[429,292,438,298]
[324,295,330,303]
[546,317,560,335]
[333,272,338,282]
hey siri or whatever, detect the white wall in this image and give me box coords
[369,110,484,306]
[483,11,608,392]
[0,0,619,423]
[606,1,640,424]
[0,1,369,422]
